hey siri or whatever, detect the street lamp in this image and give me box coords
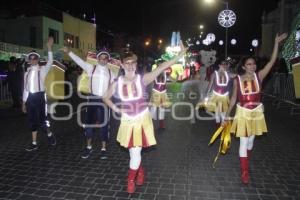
[204,0,215,4]
[204,0,236,59]
[199,24,204,30]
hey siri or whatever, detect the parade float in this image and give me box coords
[154,31,193,81]
[162,31,186,81]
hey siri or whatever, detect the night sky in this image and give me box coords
[2,0,281,54]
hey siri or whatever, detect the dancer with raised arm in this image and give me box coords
[103,41,187,193]
[23,37,56,151]
[62,47,114,159]
[223,33,287,184]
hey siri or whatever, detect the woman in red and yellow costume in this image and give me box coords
[223,33,287,184]
[203,60,236,126]
[150,60,172,129]
[103,42,187,193]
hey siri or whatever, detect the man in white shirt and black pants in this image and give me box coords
[22,37,56,151]
[63,47,114,159]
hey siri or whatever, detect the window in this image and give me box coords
[49,28,59,44]
[64,33,74,48]
[30,26,37,48]
[75,36,79,48]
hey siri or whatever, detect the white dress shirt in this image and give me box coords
[68,52,114,97]
[23,52,53,102]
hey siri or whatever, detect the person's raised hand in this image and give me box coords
[275,33,288,44]
[47,37,54,49]
[59,46,70,54]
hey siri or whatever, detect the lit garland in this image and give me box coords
[282,12,300,72]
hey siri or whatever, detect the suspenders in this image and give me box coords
[90,65,111,95]
[25,68,31,91]
[25,68,41,92]
[108,68,111,83]
[38,70,41,91]
[90,66,97,94]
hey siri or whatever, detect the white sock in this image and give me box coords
[87,145,92,149]
[32,141,37,145]
[101,148,106,151]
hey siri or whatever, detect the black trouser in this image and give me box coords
[84,96,109,142]
[26,92,50,133]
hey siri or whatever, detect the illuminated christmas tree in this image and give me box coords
[282,12,300,72]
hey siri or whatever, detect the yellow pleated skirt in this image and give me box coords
[205,92,229,113]
[117,109,157,148]
[196,92,229,113]
[149,90,171,108]
[230,104,267,137]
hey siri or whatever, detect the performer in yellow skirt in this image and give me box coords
[150,60,171,129]
[200,60,235,126]
[223,33,287,184]
[103,42,187,193]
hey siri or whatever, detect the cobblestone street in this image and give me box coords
[0,82,299,200]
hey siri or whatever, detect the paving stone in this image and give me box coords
[34,189,54,196]
[145,187,159,194]
[0,192,10,198]
[51,191,67,198]
[114,191,129,198]
[65,192,87,200]
[155,194,170,200]
[85,194,103,200]
[15,194,36,200]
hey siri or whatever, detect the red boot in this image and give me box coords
[159,120,165,129]
[136,166,145,186]
[240,157,249,184]
[127,169,137,193]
